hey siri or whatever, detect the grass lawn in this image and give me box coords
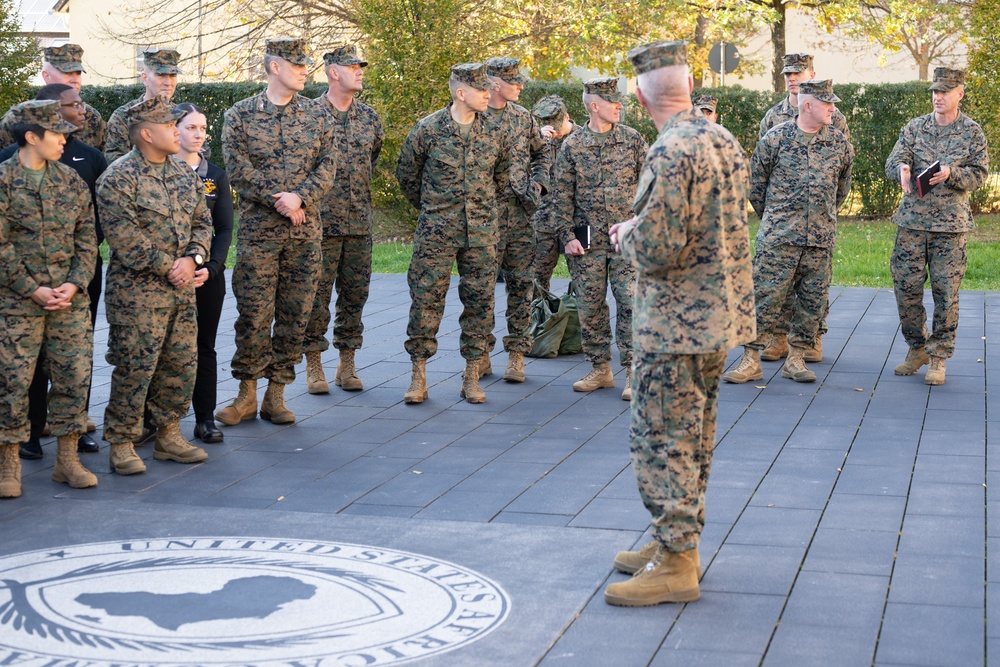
[370,214,1000,290]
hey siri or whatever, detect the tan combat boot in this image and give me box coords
[215,379,258,425]
[260,381,295,424]
[804,333,823,363]
[305,350,329,394]
[723,348,763,383]
[925,356,947,385]
[52,434,98,488]
[503,351,525,383]
[760,333,789,361]
[336,349,363,391]
[613,540,702,579]
[782,346,816,383]
[86,418,97,433]
[573,362,615,392]
[460,359,486,404]
[621,366,633,401]
[0,443,22,498]
[604,547,700,606]
[154,422,208,463]
[894,347,930,376]
[110,443,146,475]
[479,355,493,378]
[404,360,428,404]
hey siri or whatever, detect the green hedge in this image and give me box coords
[5,79,995,219]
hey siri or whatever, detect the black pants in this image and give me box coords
[192,269,226,422]
[27,255,102,439]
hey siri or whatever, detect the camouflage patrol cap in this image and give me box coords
[781,53,813,74]
[929,67,965,92]
[9,100,77,134]
[627,40,688,75]
[798,79,841,103]
[124,94,185,129]
[143,49,181,75]
[450,63,496,91]
[324,44,367,67]
[265,38,313,65]
[485,57,528,85]
[584,77,625,104]
[532,94,567,123]
[43,43,86,73]
[692,94,718,113]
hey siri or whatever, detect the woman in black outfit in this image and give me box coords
[175,103,234,443]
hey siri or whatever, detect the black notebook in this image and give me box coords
[916,161,941,198]
[573,225,591,250]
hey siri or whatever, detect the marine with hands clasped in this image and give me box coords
[302,44,384,396]
[98,95,213,475]
[885,67,989,385]
[0,45,107,151]
[0,100,98,498]
[395,62,511,405]
[725,79,853,385]
[481,56,551,384]
[757,53,852,364]
[217,38,338,427]
[104,49,182,163]
[604,40,755,606]
[545,76,647,400]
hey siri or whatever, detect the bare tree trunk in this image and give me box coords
[694,13,709,89]
[771,0,787,93]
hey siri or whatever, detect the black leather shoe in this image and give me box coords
[19,438,43,460]
[135,426,157,447]
[194,420,224,444]
[77,433,99,453]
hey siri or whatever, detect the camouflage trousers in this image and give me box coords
[405,242,497,361]
[488,200,536,354]
[231,237,321,385]
[0,306,92,445]
[531,231,561,293]
[630,350,726,552]
[565,250,634,367]
[748,243,832,350]
[890,226,967,359]
[303,234,373,353]
[771,294,830,337]
[103,304,196,445]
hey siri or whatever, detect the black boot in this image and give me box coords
[194,420,224,444]
[77,432,99,453]
[19,437,43,460]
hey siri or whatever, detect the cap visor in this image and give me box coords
[928,83,953,92]
[504,74,528,85]
[54,63,85,73]
[45,119,78,134]
[782,66,805,74]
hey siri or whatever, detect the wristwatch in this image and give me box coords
[187,253,205,268]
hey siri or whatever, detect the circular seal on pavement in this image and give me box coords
[0,537,510,666]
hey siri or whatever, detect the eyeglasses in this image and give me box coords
[60,101,84,109]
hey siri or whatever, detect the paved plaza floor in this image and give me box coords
[0,274,995,667]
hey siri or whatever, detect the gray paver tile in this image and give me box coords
[781,570,888,629]
[890,553,984,608]
[764,622,877,667]
[821,493,906,532]
[802,528,899,576]
[664,592,785,655]
[700,543,804,595]
[726,506,821,548]
[877,603,983,667]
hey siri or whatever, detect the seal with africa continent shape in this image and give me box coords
[0,537,511,666]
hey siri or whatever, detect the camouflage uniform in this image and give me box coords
[484,58,550,355]
[222,90,338,384]
[0,128,97,446]
[0,44,107,151]
[396,70,510,362]
[0,103,105,152]
[303,69,384,356]
[98,100,213,445]
[546,83,647,368]
[759,82,850,339]
[884,73,988,359]
[619,42,755,553]
[105,49,182,163]
[104,96,144,164]
[748,103,854,351]
[530,95,579,292]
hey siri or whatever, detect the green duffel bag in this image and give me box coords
[526,281,570,359]
[559,281,583,355]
